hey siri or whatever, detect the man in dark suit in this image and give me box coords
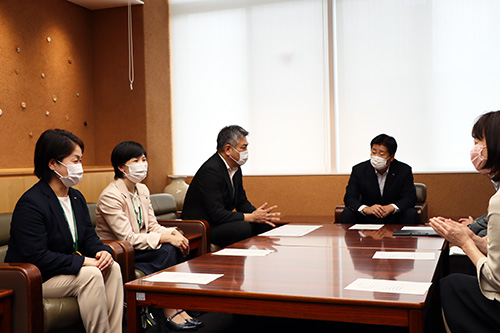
[181,125,280,247]
[340,134,418,224]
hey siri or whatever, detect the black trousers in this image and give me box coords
[441,273,500,333]
[211,220,273,248]
[134,243,182,275]
[339,207,419,224]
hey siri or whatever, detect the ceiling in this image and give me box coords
[67,0,144,10]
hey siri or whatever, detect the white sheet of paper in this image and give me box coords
[212,248,273,257]
[372,251,435,260]
[348,224,384,230]
[401,226,434,231]
[449,246,466,256]
[143,272,223,285]
[260,225,322,237]
[345,278,432,295]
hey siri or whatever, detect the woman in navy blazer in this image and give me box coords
[6,129,123,333]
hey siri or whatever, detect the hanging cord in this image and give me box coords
[128,1,135,90]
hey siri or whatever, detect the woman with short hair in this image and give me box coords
[6,129,123,333]
[96,141,202,331]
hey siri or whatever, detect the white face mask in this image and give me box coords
[370,155,388,171]
[124,162,148,183]
[230,146,248,166]
[54,162,84,187]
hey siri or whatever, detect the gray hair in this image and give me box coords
[216,125,249,152]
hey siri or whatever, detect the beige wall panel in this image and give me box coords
[187,173,494,222]
[0,168,114,213]
[0,177,27,213]
[74,171,115,203]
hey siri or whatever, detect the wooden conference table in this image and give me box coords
[125,223,446,333]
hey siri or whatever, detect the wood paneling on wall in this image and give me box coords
[92,0,173,194]
[0,167,114,213]
[92,6,148,167]
[188,172,494,222]
[142,0,175,194]
[2,169,493,220]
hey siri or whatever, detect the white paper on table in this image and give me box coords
[143,272,223,285]
[372,251,435,260]
[212,248,273,257]
[449,246,466,256]
[348,224,384,230]
[259,225,322,237]
[401,226,434,231]
[345,278,432,295]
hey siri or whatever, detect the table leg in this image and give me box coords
[409,309,423,333]
[127,290,140,333]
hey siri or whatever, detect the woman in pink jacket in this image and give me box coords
[96,141,202,331]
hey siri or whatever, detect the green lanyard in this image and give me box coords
[59,200,79,254]
[130,188,143,230]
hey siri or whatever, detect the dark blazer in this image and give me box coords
[181,153,256,226]
[5,181,112,281]
[343,159,416,213]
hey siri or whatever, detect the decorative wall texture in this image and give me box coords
[0,0,96,166]
[0,0,174,194]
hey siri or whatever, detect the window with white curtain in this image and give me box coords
[170,0,500,175]
[170,0,331,175]
[335,0,500,173]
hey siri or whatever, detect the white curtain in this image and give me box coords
[170,0,331,175]
[335,0,500,173]
[171,0,500,175]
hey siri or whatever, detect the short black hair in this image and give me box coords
[34,129,84,182]
[216,125,249,152]
[472,111,500,181]
[370,134,397,156]
[111,141,147,179]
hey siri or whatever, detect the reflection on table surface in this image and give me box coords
[237,223,445,251]
[129,223,444,306]
[131,244,441,304]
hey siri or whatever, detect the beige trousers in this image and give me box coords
[42,262,123,333]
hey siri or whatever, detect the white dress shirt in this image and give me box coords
[218,153,238,185]
[358,165,399,215]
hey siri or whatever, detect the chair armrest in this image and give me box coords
[102,240,135,283]
[0,263,43,333]
[157,219,210,255]
[334,205,345,223]
[415,202,428,224]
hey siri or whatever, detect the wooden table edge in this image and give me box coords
[126,288,426,332]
